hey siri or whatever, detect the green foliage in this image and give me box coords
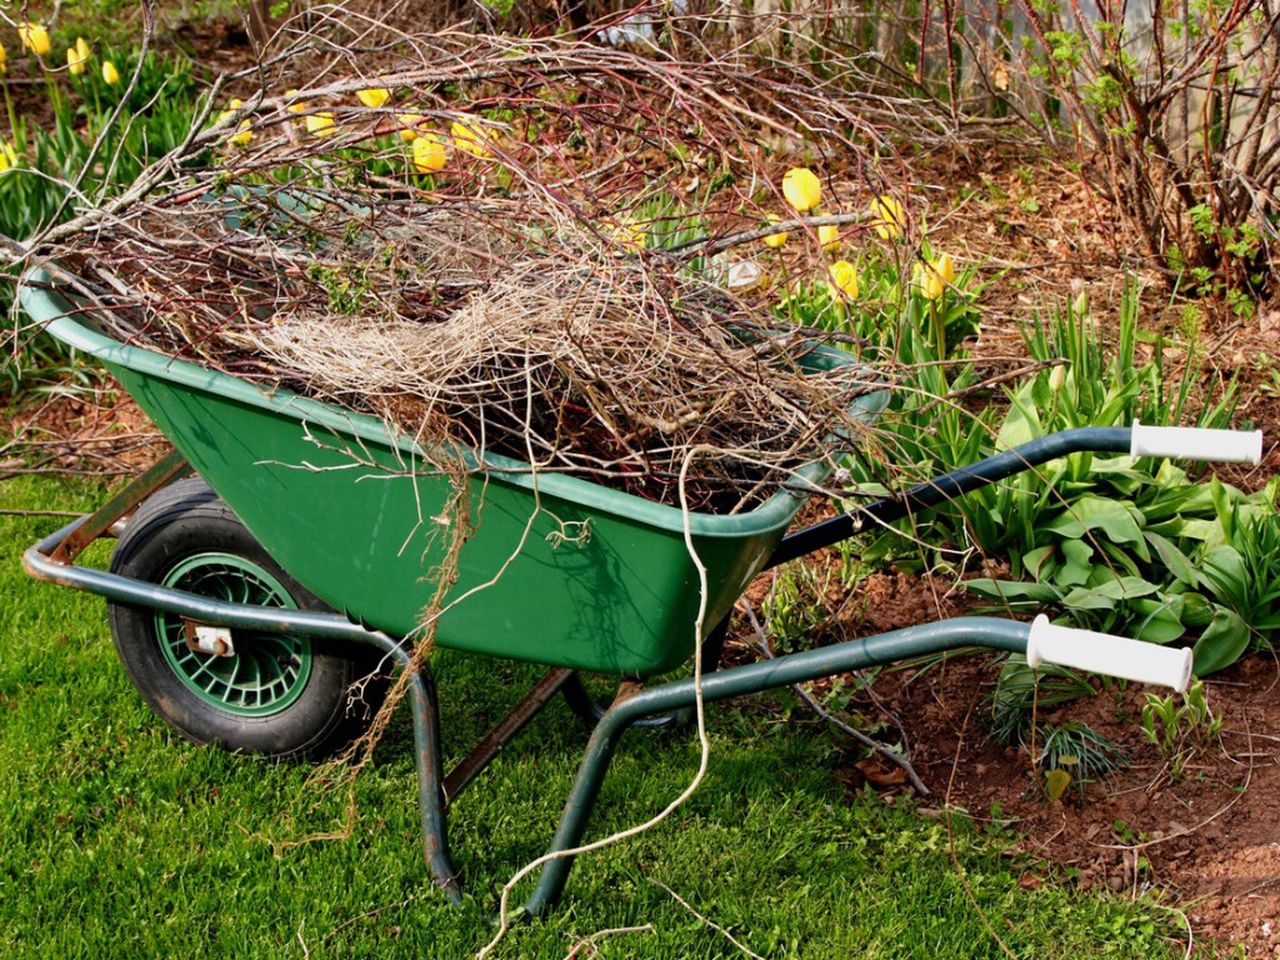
[989,654,1096,745]
[1,46,204,394]
[1039,722,1129,802]
[762,538,861,654]
[1141,679,1222,781]
[0,48,201,242]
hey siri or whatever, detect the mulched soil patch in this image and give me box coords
[798,567,1280,956]
[2,384,164,480]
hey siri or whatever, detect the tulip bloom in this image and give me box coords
[101,60,120,85]
[818,223,839,251]
[305,111,336,137]
[828,260,859,299]
[411,135,446,173]
[918,253,954,301]
[450,120,494,158]
[19,23,51,57]
[230,120,253,147]
[0,41,7,76]
[67,36,91,75]
[762,215,787,249]
[398,113,425,142]
[934,252,955,284]
[610,216,645,252]
[357,87,391,109]
[782,167,821,213]
[870,195,906,241]
[0,139,16,173]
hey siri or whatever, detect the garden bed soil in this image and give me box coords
[806,570,1280,956]
[2,390,163,479]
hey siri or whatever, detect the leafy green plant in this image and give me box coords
[1039,721,1129,803]
[762,538,861,655]
[1141,679,1222,781]
[989,654,1095,746]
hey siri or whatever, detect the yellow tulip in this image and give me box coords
[916,253,954,301]
[66,46,85,76]
[0,139,16,173]
[0,42,7,76]
[411,135,446,173]
[817,223,840,251]
[762,214,787,249]
[781,167,821,213]
[305,111,336,137]
[76,36,91,62]
[933,252,955,285]
[450,120,494,159]
[609,216,645,252]
[19,23,51,57]
[101,60,120,86]
[1049,364,1068,392]
[357,87,391,109]
[870,195,906,241]
[828,260,859,299]
[398,113,424,142]
[230,119,253,147]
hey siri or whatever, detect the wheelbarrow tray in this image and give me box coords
[21,270,885,675]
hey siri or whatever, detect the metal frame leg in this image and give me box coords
[405,660,462,903]
[521,617,1030,916]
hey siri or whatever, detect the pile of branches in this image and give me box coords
[52,191,878,511]
[24,25,906,511]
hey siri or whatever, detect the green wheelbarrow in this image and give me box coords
[18,267,1262,915]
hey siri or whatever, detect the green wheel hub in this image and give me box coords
[155,552,312,717]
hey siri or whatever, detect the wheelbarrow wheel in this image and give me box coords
[106,476,389,760]
[561,617,729,730]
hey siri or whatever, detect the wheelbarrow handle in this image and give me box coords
[1027,614,1193,692]
[769,422,1264,568]
[1128,419,1262,464]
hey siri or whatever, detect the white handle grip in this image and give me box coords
[1131,419,1262,465]
[1026,615,1192,692]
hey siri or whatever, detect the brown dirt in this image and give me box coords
[791,568,1280,956]
[2,383,165,480]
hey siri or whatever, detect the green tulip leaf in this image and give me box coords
[1192,607,1251,676]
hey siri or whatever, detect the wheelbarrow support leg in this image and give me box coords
[395,653,463,904]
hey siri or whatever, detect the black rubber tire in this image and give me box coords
[106,476,388,760]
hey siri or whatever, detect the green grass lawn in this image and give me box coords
[1,474,1178,959]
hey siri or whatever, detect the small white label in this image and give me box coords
[190,624,235,657]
